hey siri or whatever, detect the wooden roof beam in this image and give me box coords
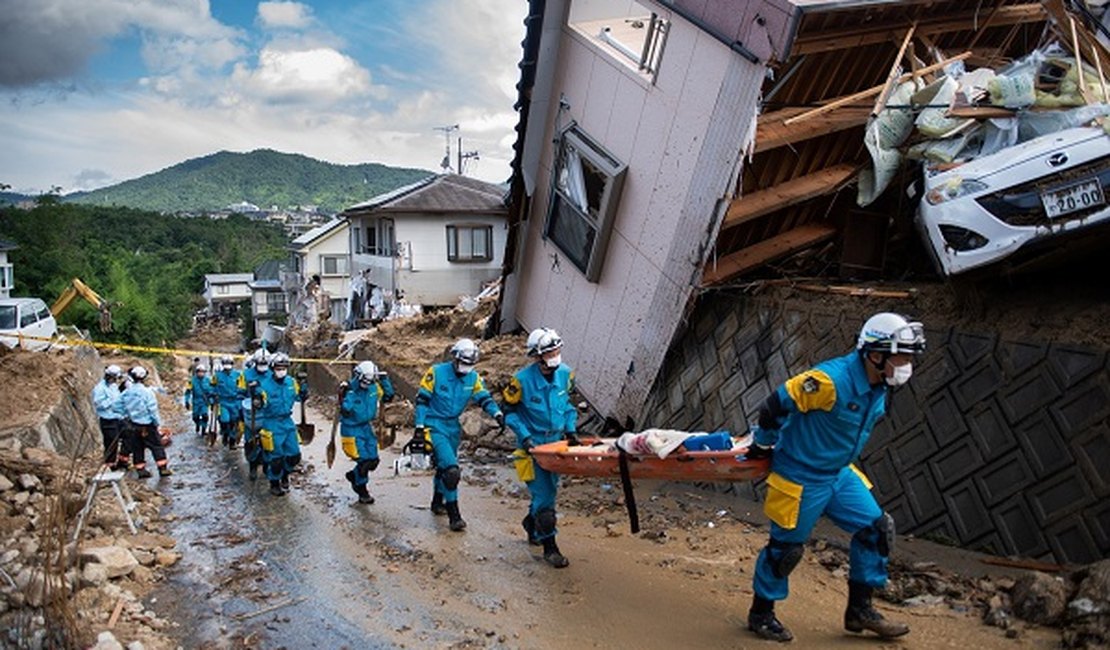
[703,223,838,286]
[791,4,1046,56]
[721,162,859,231]
[755,106,871,152]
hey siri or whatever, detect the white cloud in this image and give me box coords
[229,46,377,105]
[258,2,314,30]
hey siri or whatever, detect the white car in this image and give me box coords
[0,297,58,350]
[916,125,1110,276]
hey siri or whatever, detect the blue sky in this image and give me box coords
[0,0,528,194]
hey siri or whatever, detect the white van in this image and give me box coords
[0,297,58,350]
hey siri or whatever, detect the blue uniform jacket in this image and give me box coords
[121,384,161,426]
[238,367,268,415]
[341,377,395,429]
[414,362,500,427]
[754,351,887,484]
[184,375,214,408]
[502,363,576,447]
[212,369,244,404]
[257,374,302,421]
[92,380,125,420]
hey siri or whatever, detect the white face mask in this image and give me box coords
[257,364,269,373]
[274,368,288,379]
[543,354,561,369]
[456,363,474,375]
[885,362,912,387]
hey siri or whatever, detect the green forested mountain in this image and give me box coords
[70,149,434,214]
[0,201,288,345]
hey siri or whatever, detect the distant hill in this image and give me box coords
[0,192,34,205]
[68,149,434,214]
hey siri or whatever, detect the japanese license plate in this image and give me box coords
[1040,178,1106,219]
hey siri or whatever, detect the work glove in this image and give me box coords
[251,393,264,410]
[247,380,260,392]
[339,380,349,392]
[207,395,217,406]
[299,383,309,399]
[493,412,505,430]
[521,437,535,453]
[746,443,773,461]
[565,433,581,447]
[382,393,394,404]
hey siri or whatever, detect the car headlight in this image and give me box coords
[939,225,989,251]
[925,178,989,205]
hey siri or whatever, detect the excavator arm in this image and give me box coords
[51,278,114,332]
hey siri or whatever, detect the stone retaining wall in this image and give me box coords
[644,293,1109,565]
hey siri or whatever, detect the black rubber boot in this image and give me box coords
[522,514,541,546]
[269,480,285,496]
[158,466,173,477]
[748,596,793,642]
[355,484,375,504]
[345,469,359,494]
[446,501,467,531]
[280,474,290,491]
[844,581,909,639]
[430,491,447,516]
[541,536,569,568]
[248,462,259,481]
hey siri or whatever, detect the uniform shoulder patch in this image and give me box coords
[801,376,819,393]
[419,367,436,392]
[784,370,836,413]
[503,376,522,404]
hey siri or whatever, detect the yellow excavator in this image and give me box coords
[51,278,115,332]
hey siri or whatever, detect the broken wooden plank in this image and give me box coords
[722,163,860,230]
[703,223,838,286]
[755,106,871,152]
[980,556,1067,573]
[792,4,1046,56]
[784,52,972,126]
[945,106,1016,119]
[873,25,917,117]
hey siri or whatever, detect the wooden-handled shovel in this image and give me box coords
[325,383,347,468]
[295,371,315,445]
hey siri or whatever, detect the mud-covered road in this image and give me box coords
[138,394,1064,650]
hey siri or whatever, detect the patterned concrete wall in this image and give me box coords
[644,293,1110,565]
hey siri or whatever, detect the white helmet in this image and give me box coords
[271,352,291,369]
[451,338,480,365]
[857,313,925,356]
[129,366,148,381]
[104,365,123,378]
[253,349,271,370]
[195,365,207,375]
[526,328,562,357]
[353,360,381,385]
[220,355,234,367]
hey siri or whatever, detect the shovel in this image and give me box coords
[325,383,348,468]
[297,399,316,445]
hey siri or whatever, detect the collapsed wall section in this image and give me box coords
[0,346,101,456]
[644,291,1110,565]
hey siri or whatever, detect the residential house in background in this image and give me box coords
[249,260,289,339]
[0,240,16,299]
[341,174,508,322]
[284,218,350,327]
[202,273,253,318]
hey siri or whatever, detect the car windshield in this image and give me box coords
[0,305,16,329]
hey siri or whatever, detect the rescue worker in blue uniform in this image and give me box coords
[213,354,244,449]
[238,349,270,480]
[339,360,395,504]
[121,365,172,478]
[745,313,925,642]
[502,327,577,568]
[184,364,214,436]
[254,352,307,496]
[91,364,128,469]
[413,338,504,531]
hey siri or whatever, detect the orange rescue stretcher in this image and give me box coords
[530,436,770,534]
[530,438,770,482]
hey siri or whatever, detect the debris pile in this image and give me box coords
[0,448,179,649]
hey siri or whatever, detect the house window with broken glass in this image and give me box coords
[446,225,493,262]
[544,125,627,282]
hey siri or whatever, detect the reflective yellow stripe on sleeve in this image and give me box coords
[784,369,836,412]
[502,376,522,405]
[419,367,436,392]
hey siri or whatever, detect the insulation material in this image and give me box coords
[857,79,919,207]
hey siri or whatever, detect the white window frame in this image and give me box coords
[569,1,669,84]
[265,291,286,314]
[319,254,348,277]
[446,224,494,263]
[543,124,627,282]
[0,264,12,291]
[359,217,395,257]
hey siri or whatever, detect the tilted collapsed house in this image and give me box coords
[498,0,1082,422]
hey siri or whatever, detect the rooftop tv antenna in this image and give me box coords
[434,124,459,172]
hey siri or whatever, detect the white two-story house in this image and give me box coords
[341,174,508,323]
[285,218,350,327]
[202,273,253,318]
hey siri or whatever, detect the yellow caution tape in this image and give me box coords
[2,333,360,365]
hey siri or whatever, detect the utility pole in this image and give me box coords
[457,136,480,176]
[433,124,459,172]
